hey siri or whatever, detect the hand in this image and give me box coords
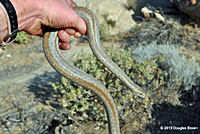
[10,0,87,50]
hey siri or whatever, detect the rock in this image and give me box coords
[6,54,11,58]
[141,7,165,22]
[0,48,3,54]
[127,0,200,24]
[127,0,146,13]
[171,0,200,23]
[75,0,136,35]
[127,0,175,15]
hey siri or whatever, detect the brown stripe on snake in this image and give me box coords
[54,31,119,132]
[73,7,145,97]
[43,7,146,134]
[52,8,118,132]
[44,32,119,134]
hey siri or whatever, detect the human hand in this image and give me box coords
[10,0,87,50]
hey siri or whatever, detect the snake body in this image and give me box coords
[43,7,145,134]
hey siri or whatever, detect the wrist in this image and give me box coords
[0,4,9,43]
[10,0,41,31]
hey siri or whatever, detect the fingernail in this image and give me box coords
[75,32,81,38]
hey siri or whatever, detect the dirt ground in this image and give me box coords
[0,36,97,134]
[0,20,200,134]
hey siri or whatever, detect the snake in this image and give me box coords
[43,7,146,134]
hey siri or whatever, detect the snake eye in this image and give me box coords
[140,93,146,98]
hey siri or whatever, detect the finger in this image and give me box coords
[58,30,70,42]
[65,29,76,35]
[59,42,71,50]
[75,17,87,35]
[74,32,81,38]
[60,8,87,35]
[69,13,87,35]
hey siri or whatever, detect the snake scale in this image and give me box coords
[43,7,146,134]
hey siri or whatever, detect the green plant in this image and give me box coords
[99,14,116,37]
[126,19,200,49]
[52,45,179,132]
[14,31,30,44]
[132,43,200,91]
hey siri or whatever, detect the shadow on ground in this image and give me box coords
[27,71,200,134]
[27,71,62,108]
[147,82,200,134]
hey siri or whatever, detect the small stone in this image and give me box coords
[6,54,11,58]
[0,48,3,54]
[55,126,60,134]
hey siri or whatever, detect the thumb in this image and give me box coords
[74,15,87,35]
[67,10,87,35]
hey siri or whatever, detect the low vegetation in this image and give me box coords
[14,31,30,44]
[52,45,183,132]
